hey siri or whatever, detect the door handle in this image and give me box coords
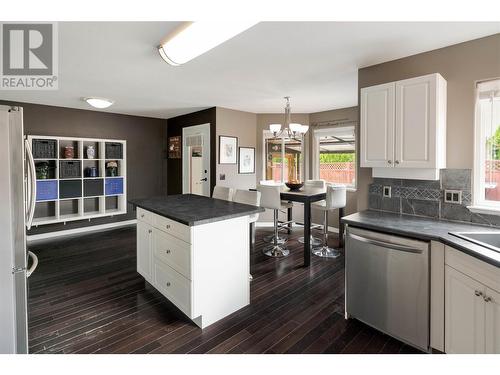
[200,178,208,181]
[25,139,37,230]
[348,233,424,254]
[26,251,38,278]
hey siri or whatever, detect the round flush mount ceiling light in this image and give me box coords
[83,97,114,109]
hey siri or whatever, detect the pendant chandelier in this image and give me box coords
[269,97,309,140]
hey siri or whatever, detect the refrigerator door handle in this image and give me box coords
[25,139,36,230]
[26,251,38,278]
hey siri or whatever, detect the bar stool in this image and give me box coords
[259,180,293,244]
[312,184,347,258]
[212,186,233,201]
[298,179,326,246]
[258,184,291,257]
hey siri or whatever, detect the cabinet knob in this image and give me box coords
[387,160,392,164]
[475,290,483,297]
[394,160,400,165]
[148,229,152,234]
[166,282,171,287]
[166,249,171,254]
[484,296,492,303]
[166,224,171,229]
[141,214,144,218]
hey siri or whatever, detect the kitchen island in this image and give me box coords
[129,194,264,329]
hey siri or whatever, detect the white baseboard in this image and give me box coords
[255,222,339,233]
[27,219,137,243]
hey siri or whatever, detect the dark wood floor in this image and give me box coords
[27,226,421,354]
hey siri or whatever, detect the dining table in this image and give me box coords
[280,186,345,267]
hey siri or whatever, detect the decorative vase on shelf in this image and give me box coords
[64,146,74,159]
[106,161,118,177]
[86,145,96,159]
[35,162,49,179]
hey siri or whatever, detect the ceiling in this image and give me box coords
[1,22,499,119]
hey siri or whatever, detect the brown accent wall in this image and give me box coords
[0,100,166,235]
[165,107,216,195]
[357,33,500,211]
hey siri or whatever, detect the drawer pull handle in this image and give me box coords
[484,296,492,303]
[148,229,152,234]
[166,282,171,287]
[166,224,171,229]
[475,290,483,297]
[166,249,171,254]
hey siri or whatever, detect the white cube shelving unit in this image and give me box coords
[27,135,127,226]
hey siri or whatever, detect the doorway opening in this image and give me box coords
[182,123,211,196]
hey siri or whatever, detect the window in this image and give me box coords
[472,79,500,212]
[313,125,356,188]
[264,132,304,183]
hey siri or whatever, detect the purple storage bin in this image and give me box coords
[105,178,123,196]
[36,180,58,201]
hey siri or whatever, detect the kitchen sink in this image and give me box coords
[450,232,500,253]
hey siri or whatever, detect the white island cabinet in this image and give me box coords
[135,201,255,329]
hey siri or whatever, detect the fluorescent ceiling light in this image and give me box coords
[83,97,114,109]
[158,21,258,66]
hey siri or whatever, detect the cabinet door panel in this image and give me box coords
[485,287,500,354]
[445,266,485,353]
[137,221,152,282]
[360,82,395,168]
[395,74,436,168]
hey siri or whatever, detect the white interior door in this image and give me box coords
[182,124,210,196]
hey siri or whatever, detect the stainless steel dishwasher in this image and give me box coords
[345,226,430,352]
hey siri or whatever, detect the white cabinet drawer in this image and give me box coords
[137,207,154,225]
[154,260,192,317]
[153,228,191,279]
[153,214,191,244]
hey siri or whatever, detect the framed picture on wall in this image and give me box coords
[238,147,255,174]
[219,135,238,164]
[168,136,181,159]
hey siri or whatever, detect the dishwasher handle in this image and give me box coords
[348,232,424,254]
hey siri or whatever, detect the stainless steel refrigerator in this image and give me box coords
[0,105,38,354]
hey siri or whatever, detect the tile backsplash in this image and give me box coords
[368,169,500,227]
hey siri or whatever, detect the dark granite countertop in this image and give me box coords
[342,210,500,268]
[129,194,265,226]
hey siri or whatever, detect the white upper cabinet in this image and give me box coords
[360,82,395,168]
[360,73,447,180]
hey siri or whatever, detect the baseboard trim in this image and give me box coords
[27,219,137,243]
[255,222,339,233]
